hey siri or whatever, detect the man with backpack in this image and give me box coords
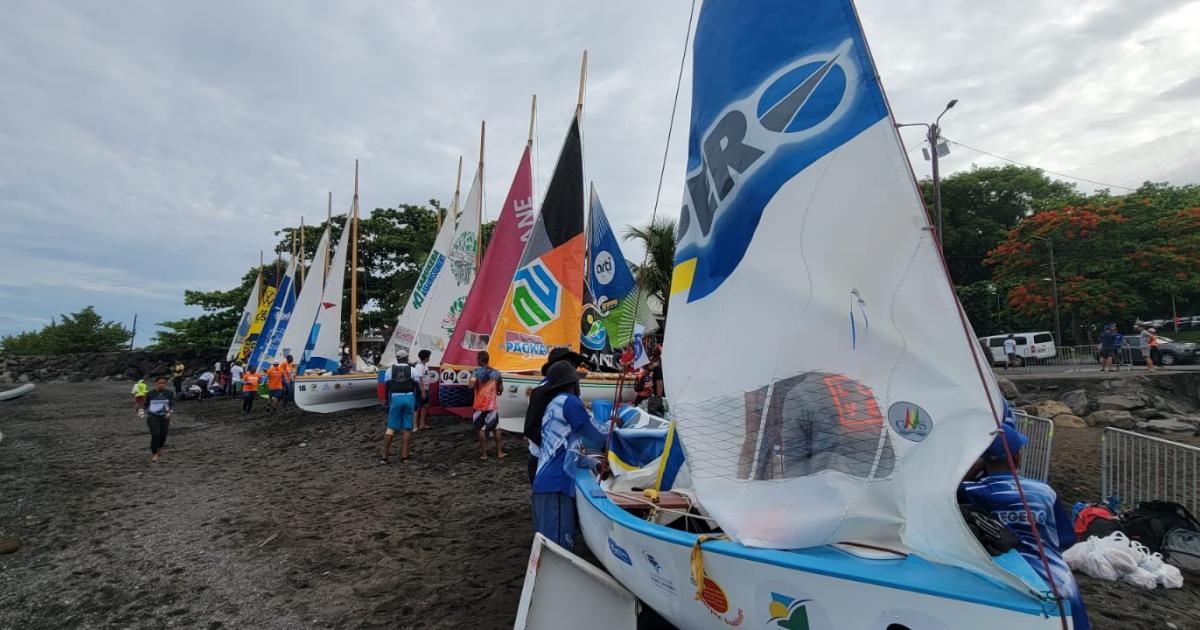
[959,424,1090,629]
[381,351,420,464]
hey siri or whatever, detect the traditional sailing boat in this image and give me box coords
[485,54,635,433]
[439,98,539,414]
[574,1,1077,627]
[225,270,262,361]
[274,218,332,366]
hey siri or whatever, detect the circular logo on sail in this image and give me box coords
[593,251,616,285]
[580,304,607,351]
[887,401,933,442]
[673,39,882,304]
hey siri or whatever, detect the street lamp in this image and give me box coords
[1032,236,1062,346]
[898,99,958,252]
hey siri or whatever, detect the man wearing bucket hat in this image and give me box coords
[959,424,1090,629]
[531,360,610,550]
[523,349,588,483]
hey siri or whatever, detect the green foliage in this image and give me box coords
[986,183,1200,343]
[623,217,677,319]
[1,306,131,355]
[921,165,1080,286]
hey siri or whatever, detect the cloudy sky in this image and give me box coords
[2,0,1198,344]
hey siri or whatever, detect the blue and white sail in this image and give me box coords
[664,0,1015,590]
[274,226,331,366]
[249,257,297,373]
[226,274,262,361]
[303,211,351,374]
[583,184,656,358]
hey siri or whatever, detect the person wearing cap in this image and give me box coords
[959,425,1090,630]
[524,349,587,483]
[265,361,286,412]
[532,360,611,549]
[381,350,420,463]
[1139,326,1159,372]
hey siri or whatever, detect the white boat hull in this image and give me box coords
[496,374,636,434]
[574,470,1071,629]
[294,373,379,413]
[0,383,34,402]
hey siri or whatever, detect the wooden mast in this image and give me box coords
[325,191,332,279]
[258,250,264,302]
[450,155,463,229]
[577,50,588,116]
[350,160,360,366]
[528,94,537,145]
[298,216,305,288]
[477,120,485,271]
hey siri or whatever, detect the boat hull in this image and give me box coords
[495,374,635,433]
[0,383,34,402]
[575,470,1070,629]
[294,373,379,413]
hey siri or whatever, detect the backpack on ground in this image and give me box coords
[1162,527,1200,574]
[1120,501,1200,553]
[1075,504,1119,537]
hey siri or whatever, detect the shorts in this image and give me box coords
[387,393,416,432]
[134,395,146,406]
[1099,348,1115,359]
[1006,353,1018,362]
[269,389,284,399]
[472,409,499,434]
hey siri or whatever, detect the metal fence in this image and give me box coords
[1012,411,1054,482]
[989,344,1143,375]
[1101,427,1200,514]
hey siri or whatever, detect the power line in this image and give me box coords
[942,137,1138,192]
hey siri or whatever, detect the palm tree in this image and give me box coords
[623,217,676,321]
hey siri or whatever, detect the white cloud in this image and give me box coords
[1,0,1198,337]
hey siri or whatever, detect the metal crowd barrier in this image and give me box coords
[1012,411,1054,482]
[1101,427,1200,514]
[992,345,1139,374]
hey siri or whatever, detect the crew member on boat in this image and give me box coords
[531,360,611,549]
[959,424,1090,629]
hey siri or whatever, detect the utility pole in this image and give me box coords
[897,99,957,252]
[129,314,137,350]
[1033,236,1062,346]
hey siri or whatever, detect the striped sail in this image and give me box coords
[485,114,585,372]
[249,257,297,373]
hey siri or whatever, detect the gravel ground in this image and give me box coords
[2,382,1199,629]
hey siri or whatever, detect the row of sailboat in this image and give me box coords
[225,53,651,420]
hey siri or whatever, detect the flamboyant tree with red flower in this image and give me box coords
[986,183,1200,343]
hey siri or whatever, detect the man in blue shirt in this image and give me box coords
[960,424,1090,630]
[532,360,609,549]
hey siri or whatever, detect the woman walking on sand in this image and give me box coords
[143,376,175,462]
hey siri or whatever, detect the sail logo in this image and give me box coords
[513,197,537,242]
[511,260,560,331]
[767,593,813,629]
[887,401,933,442]
[449,232,477,286]
[674,39,880,303]
[412,252,446,309]
[593,250,616,285]
[504,331,547,358]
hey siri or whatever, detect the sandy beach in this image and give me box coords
[2,382,1199,629]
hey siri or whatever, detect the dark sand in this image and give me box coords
[1,382,1199,629]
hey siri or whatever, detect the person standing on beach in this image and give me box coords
[241,367,260,414]
[1003,334,1018,370]
[265,361,285,412]
[281,354,296,405]
[230,361,244,398]
[381,351,419,464]
[469,351,505,460]
[524,349,587,484]
[172,360,186,395]
[412,349,432,432]
[143,376,174,463]
[132,378,148,417]
[532,361,610,549]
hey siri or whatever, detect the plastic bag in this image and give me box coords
[1120,566,1159,589]
[1098,532,1139,574]
[1064,538,1119,581]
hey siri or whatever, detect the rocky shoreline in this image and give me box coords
[1000,371,1200,436]
[0,349,225,384]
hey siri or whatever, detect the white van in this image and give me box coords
[979,332,1057,366]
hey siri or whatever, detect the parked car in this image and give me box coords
[979,332,1057,366]
[1093,336,1200,366]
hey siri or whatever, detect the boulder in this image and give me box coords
[1086,410,1137,429]
[1096,395,1138,412]
[1142,418,1198,434]
[0,536,20,554]
[1132,408,1162,420]
[1053,414,1088,429]
[996,377,1019,400]
[1059,389,1090,416]
[1151,396,1189,416]
[1033,400,1074,419]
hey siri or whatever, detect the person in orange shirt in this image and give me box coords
[265,361,285,412]
[241,367,260,415]
[281,354,296,406]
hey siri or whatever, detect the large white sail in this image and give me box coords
[381,167,482,366]
[303,214,351,373]
[226,274,261,361]
[664,0,1014,589]
[274,226,330,364]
